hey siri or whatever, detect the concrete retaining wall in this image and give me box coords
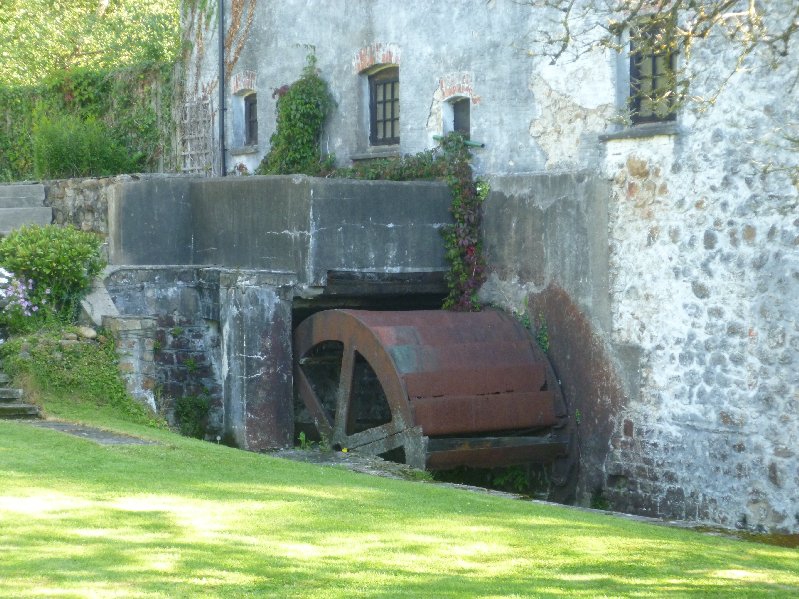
[102,176,453,451]
[108,175,452,287]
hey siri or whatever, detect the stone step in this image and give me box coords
[0,403,40,418]
[0,207,53,235]
[0,373,9,384]
[0,184,46,208]
[0,387,24,400]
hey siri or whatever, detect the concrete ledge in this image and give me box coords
[108,176,453,286]
[0,207,53,234]
[0,183,46,207]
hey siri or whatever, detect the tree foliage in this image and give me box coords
[0,0,181,86]
[0,1,179,180]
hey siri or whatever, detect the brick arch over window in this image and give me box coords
[353,42,402,74]
[438,72,480,140]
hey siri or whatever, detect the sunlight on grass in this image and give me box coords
[712,569,775,582]
[1,420,798,598]
[0,491,95,515]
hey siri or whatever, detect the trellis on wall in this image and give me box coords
[180,98,216,175]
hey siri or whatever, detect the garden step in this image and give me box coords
[0,207,53,235]
[0,183,46,208]
[0,387,23,400]
[0,403,40,418]
[0,373,9,384]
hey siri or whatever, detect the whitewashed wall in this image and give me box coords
[181,0,799,532]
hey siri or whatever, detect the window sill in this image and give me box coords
[599,121,680,142]
[350,146,401,161]
[230,145,259,156]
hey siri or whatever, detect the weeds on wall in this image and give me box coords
[173,394,210,439]
[0,326,161,427]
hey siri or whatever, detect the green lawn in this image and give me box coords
[1,418,797,598]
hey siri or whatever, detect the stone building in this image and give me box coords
[175,0,798,532]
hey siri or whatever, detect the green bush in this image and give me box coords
[32,113,141,179]
[0,224,106,321]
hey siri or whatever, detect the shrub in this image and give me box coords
[32,112,140,179]
[0,225,106,321]
[174,394,210,439]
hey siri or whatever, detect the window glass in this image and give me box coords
[244,93,258,145]
[369,67,399,145]
[630,24,676,124]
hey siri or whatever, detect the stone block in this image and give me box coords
[0,207,53,234]
[0,184,45,207]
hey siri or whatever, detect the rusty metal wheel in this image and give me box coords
[294,309,427,468]
[294,309,573,479]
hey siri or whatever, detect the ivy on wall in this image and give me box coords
[250,52,488,309]
[255,55,334,176]
[252,58,486,309]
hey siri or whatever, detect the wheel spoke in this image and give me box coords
[295,364,333,438]
[332,342,356,443]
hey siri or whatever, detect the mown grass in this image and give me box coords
[1,418,798,598]
[1,327,798,597]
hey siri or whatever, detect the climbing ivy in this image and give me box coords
[251,60,485,310]
[255,55,334,176]
[437,135,488,311]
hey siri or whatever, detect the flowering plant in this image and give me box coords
[0,267,49,333]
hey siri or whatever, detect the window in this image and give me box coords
[630,24,676,124]
[244,93,258,145]
[369,67,399,145]
[452,98,470,139]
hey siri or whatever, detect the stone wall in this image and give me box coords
[102,315,158,413]
[104,268,223,437]
[600,128,798,531]
[481,172,634,510]
[479,33,798,530]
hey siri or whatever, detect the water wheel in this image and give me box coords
[294,309,575,493]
